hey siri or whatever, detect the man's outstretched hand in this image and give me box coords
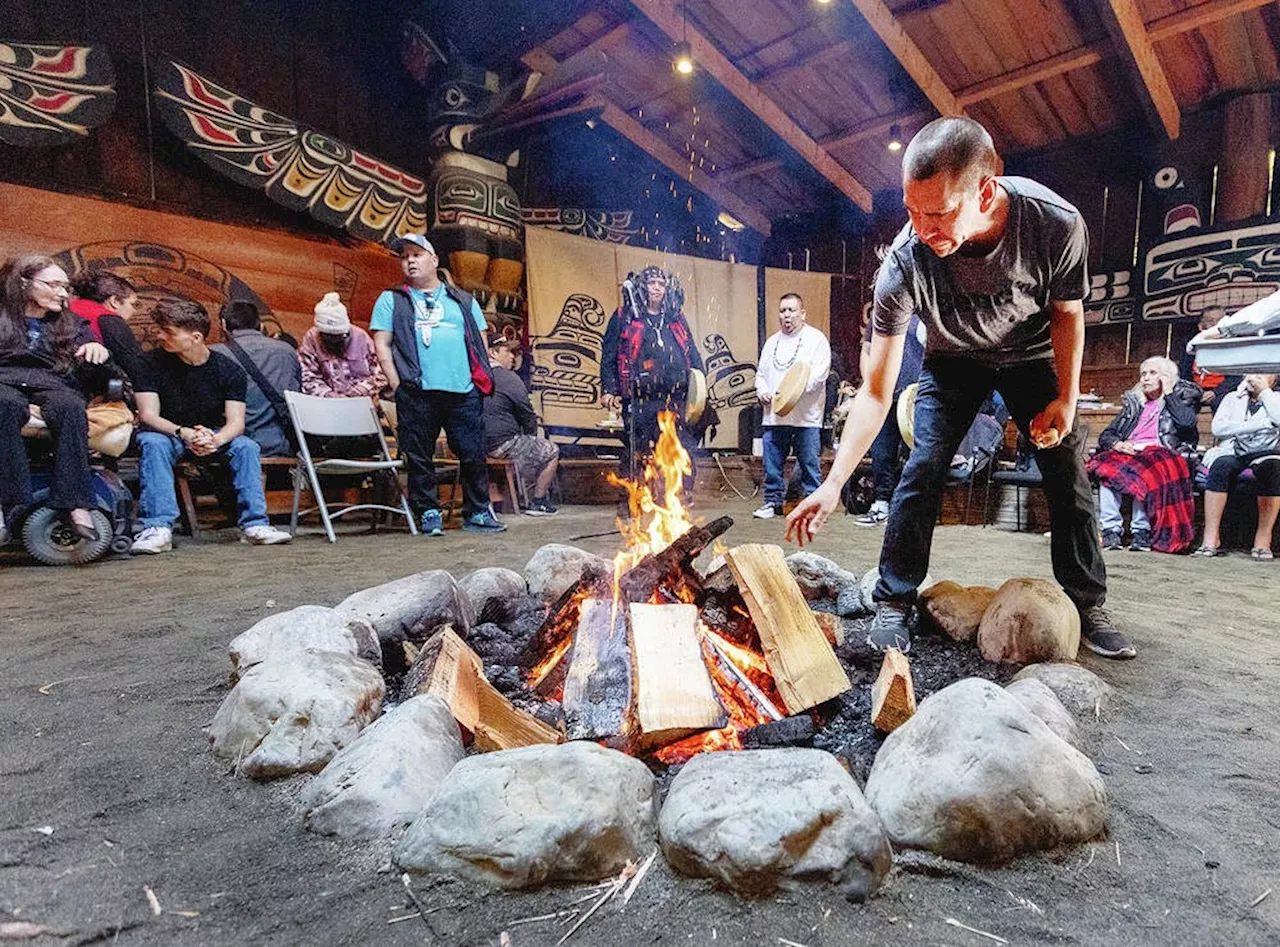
[785,480,841,547]
[1030,397,1075,450]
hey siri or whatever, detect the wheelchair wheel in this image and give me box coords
[22,507,113,566]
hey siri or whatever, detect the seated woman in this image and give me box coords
[69,269,146,383]
[0,255,111,542]
[1087,356,1200,552]
[1196,374,1280,560]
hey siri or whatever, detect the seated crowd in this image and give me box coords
[3,236,1277,561]
[0,234,562,555]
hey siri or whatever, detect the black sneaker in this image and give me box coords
[1129,530,1152,552]
[1079,605,1136,659]
[867,602,913,653]
[524,497,558,516]
[1101,529,1123,550]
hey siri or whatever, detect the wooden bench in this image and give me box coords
[487,457,524,514]
[176,456,298,538]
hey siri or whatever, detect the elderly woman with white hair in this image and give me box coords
[1087,356,1201,552]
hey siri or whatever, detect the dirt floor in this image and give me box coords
[2,498,1278,946]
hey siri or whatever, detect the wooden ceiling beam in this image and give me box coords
[524,23,633,97]
[716,155,787,183]
[1097,0,1181,138]
[628,0,873,212]
[589,98,774,235]
[846,0,963,117]
[819,0,1266,153]
[1147,0,1277,40]
[955,46,1106,105]
[752,39,856,85]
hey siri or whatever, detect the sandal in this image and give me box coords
[1251,547,1275,561]
[1192,544,1224,557]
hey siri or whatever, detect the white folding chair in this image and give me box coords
[284,392,418,543]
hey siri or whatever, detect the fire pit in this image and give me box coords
[399,412,858,766]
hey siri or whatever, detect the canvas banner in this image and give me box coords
[764,267,831,338]
[527,229,765,450]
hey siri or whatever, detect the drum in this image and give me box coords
[896,382,918,449]
[772,362,811,417]
[685,368,708,425]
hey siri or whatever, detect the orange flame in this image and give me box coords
[654,725,743,766]
[607,410,695,570]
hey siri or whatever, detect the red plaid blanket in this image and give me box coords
[1087,446,1194,553]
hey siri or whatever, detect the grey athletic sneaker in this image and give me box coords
[867,601,913,653]
[1080,606,1136,659]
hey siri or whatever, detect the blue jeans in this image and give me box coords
[137,432,269,530]
[1098,485,1149,533]
[763,425,821,506]
[868,405,907,503]
[875,357,1107,610]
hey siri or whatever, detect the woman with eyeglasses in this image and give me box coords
[0,254,111,543]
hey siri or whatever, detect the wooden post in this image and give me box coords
[1219,92,1274,224]
[629,603,725,748]
[870,648,916,733]
[723,543,851,713]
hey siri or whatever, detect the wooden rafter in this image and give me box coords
[522,29,776,235]
[590,98,774,235]
[817,0,1268,155]
[526,23,633,97]
[628,0,873,212]
[846,0,962,117]
[752,39,855,85]
[1098,0,1181,139]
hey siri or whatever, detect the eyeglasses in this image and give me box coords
[31,277,71,293]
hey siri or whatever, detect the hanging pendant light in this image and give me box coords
[673,0,694,75]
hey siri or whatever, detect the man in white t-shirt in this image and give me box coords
[753,293,831,518]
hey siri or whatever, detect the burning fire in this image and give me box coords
[607,411,695,570]
[527,409,793,764]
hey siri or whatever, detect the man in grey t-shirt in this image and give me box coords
[787,117,1134,661]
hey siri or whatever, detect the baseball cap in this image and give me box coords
[390,233,435,255]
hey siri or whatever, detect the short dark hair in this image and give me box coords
[219,300,261,332]
[780,292,804,308]
[152,298,210,336]
[71,269,136,304]
[903,117,999,188]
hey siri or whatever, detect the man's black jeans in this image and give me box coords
[394,386,490,518]
[873,356,1107,610]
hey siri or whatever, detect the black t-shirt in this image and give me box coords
[873,176,1088,366]
[135,349,247,428]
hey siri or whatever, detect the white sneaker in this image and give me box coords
[131,526,173,555]
[242,524,293,546]
[752,504,780,519]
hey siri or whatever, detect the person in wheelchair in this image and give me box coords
[0,255,113,545]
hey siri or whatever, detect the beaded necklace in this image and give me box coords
[771,329,803,371]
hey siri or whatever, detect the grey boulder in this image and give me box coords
[208,651,384,780]
[1012,662,1114,719]
[865,678,1106,863]
[459,567,528,624]
[524,544,611,603]
[395,741,656,889]
[1005,678,1080,750]
[918,581,997,642]
[977,578,1080,664]
[303,695,464,839]
[659,749,892,901]
[335,570,474,645]
[786,552,864,616]
[228,605,380,681]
